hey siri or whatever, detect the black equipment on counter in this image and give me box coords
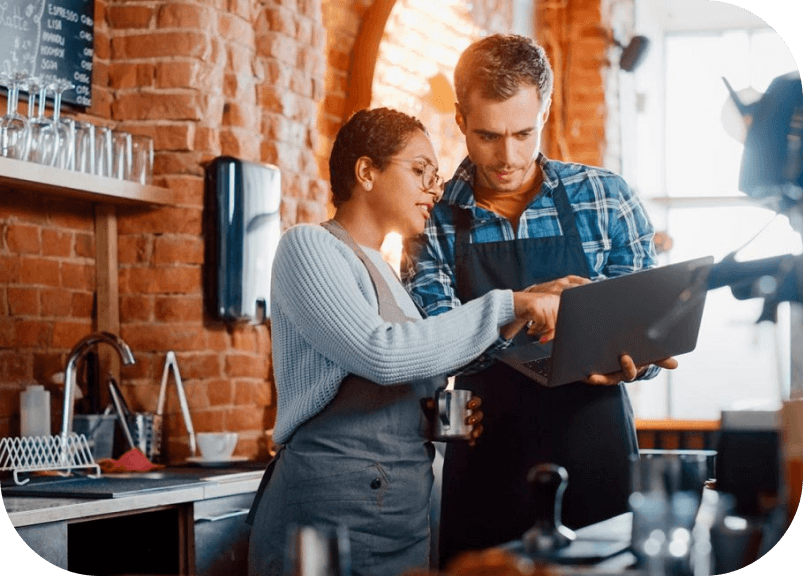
[500,464,630,565]
[204,156,281,324]
[715,410,781,519]
[522,464,575,556]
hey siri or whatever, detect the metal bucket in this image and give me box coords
[128,412,163,461]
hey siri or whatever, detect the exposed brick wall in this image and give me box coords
[0,193,97,439]
[1,0,617,464]
[0,0,327,462]
[108,0,328,460]
[537,0,611,167]
[317,0,373,190]
[111,0,258,461]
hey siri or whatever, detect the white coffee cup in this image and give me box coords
[196,431,238,461]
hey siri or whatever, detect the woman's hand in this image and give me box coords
[585,354,679,386]
[503,275,590,340]
[465,395,483,447]
[421,395,484,446]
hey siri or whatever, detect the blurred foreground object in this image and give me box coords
[522,464,575,557]
[726,72,803,213]
[442,549,543,576]
[653,230,673,254]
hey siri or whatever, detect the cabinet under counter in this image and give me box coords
[3,467,263,575]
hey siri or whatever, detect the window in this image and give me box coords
[626,3,800,419]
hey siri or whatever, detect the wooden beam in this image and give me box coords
[635,419,721,431]
[342,0,398,121]
[95,203,120,407]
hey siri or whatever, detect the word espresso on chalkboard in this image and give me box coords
[0,0,94,108]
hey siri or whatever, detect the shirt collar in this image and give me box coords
[443,152,558,209]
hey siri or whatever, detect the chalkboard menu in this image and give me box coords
[0,0,94,108]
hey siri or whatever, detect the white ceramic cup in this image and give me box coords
[196,431,238,461]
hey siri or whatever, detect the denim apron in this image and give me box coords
[438,178,639,566]
[247,221,439,576]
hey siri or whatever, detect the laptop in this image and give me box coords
[493,256,714,387]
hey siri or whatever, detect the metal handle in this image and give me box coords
[195,508,250,523]
[157,351,197,455]
[108,379,136,450]
[437,388,451,429]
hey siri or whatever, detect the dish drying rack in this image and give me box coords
[1,351,193,485]
[0,433,101,486]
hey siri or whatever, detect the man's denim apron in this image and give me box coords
[438,177,639,566]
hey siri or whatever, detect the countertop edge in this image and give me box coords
[3,476,262,527]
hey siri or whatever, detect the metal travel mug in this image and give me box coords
[430,387,474,442]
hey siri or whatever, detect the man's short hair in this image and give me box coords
[454,34,554,113]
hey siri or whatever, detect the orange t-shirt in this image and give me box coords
[474,174,543,234]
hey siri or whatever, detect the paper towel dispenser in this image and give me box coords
[205,156,281,323]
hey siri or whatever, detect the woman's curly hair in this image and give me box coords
[329,108,427,208]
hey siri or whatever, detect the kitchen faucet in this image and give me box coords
[60,331,136,443]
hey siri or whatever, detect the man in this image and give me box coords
[403,34,677,565]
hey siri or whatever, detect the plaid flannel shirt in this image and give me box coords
[403,153,659,377]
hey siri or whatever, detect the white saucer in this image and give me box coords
[186,455,249,467]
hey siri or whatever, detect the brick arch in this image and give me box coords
[317,0,521,188]
[341,0,397,122]
[317,0,388,191]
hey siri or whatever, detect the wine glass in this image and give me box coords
[49,78,76,170]
[73,120,95,174]
[20,75,43,161]
[95,125,113,177]
[130,134,154,184]
[111,130,132,180]
[22,75,40,121]
[26,79,59,165]
[0,71,30,159]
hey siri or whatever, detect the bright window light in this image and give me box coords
[627,21,800,419]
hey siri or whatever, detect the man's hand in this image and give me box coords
[504,275,590,340]
[585,354,679,386]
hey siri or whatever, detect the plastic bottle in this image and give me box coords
[20,384,51,437]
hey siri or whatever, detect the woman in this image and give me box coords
[246,108,585,576]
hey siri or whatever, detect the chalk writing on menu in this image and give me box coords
[0,0,94,107]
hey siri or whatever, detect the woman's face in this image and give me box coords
[369,130,444,238]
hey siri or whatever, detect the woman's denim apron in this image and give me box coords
[248,221,440,576]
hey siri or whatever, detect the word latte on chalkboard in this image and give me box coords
[0,0,94,108]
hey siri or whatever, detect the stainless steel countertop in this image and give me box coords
[1,467,264,527]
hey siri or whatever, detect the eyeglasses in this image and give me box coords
[387,158,445,192]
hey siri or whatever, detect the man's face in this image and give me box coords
[456,85,550,192]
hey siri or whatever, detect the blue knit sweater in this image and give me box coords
[270,224,516,444]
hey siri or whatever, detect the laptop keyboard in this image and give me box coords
[522,357,552,379]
